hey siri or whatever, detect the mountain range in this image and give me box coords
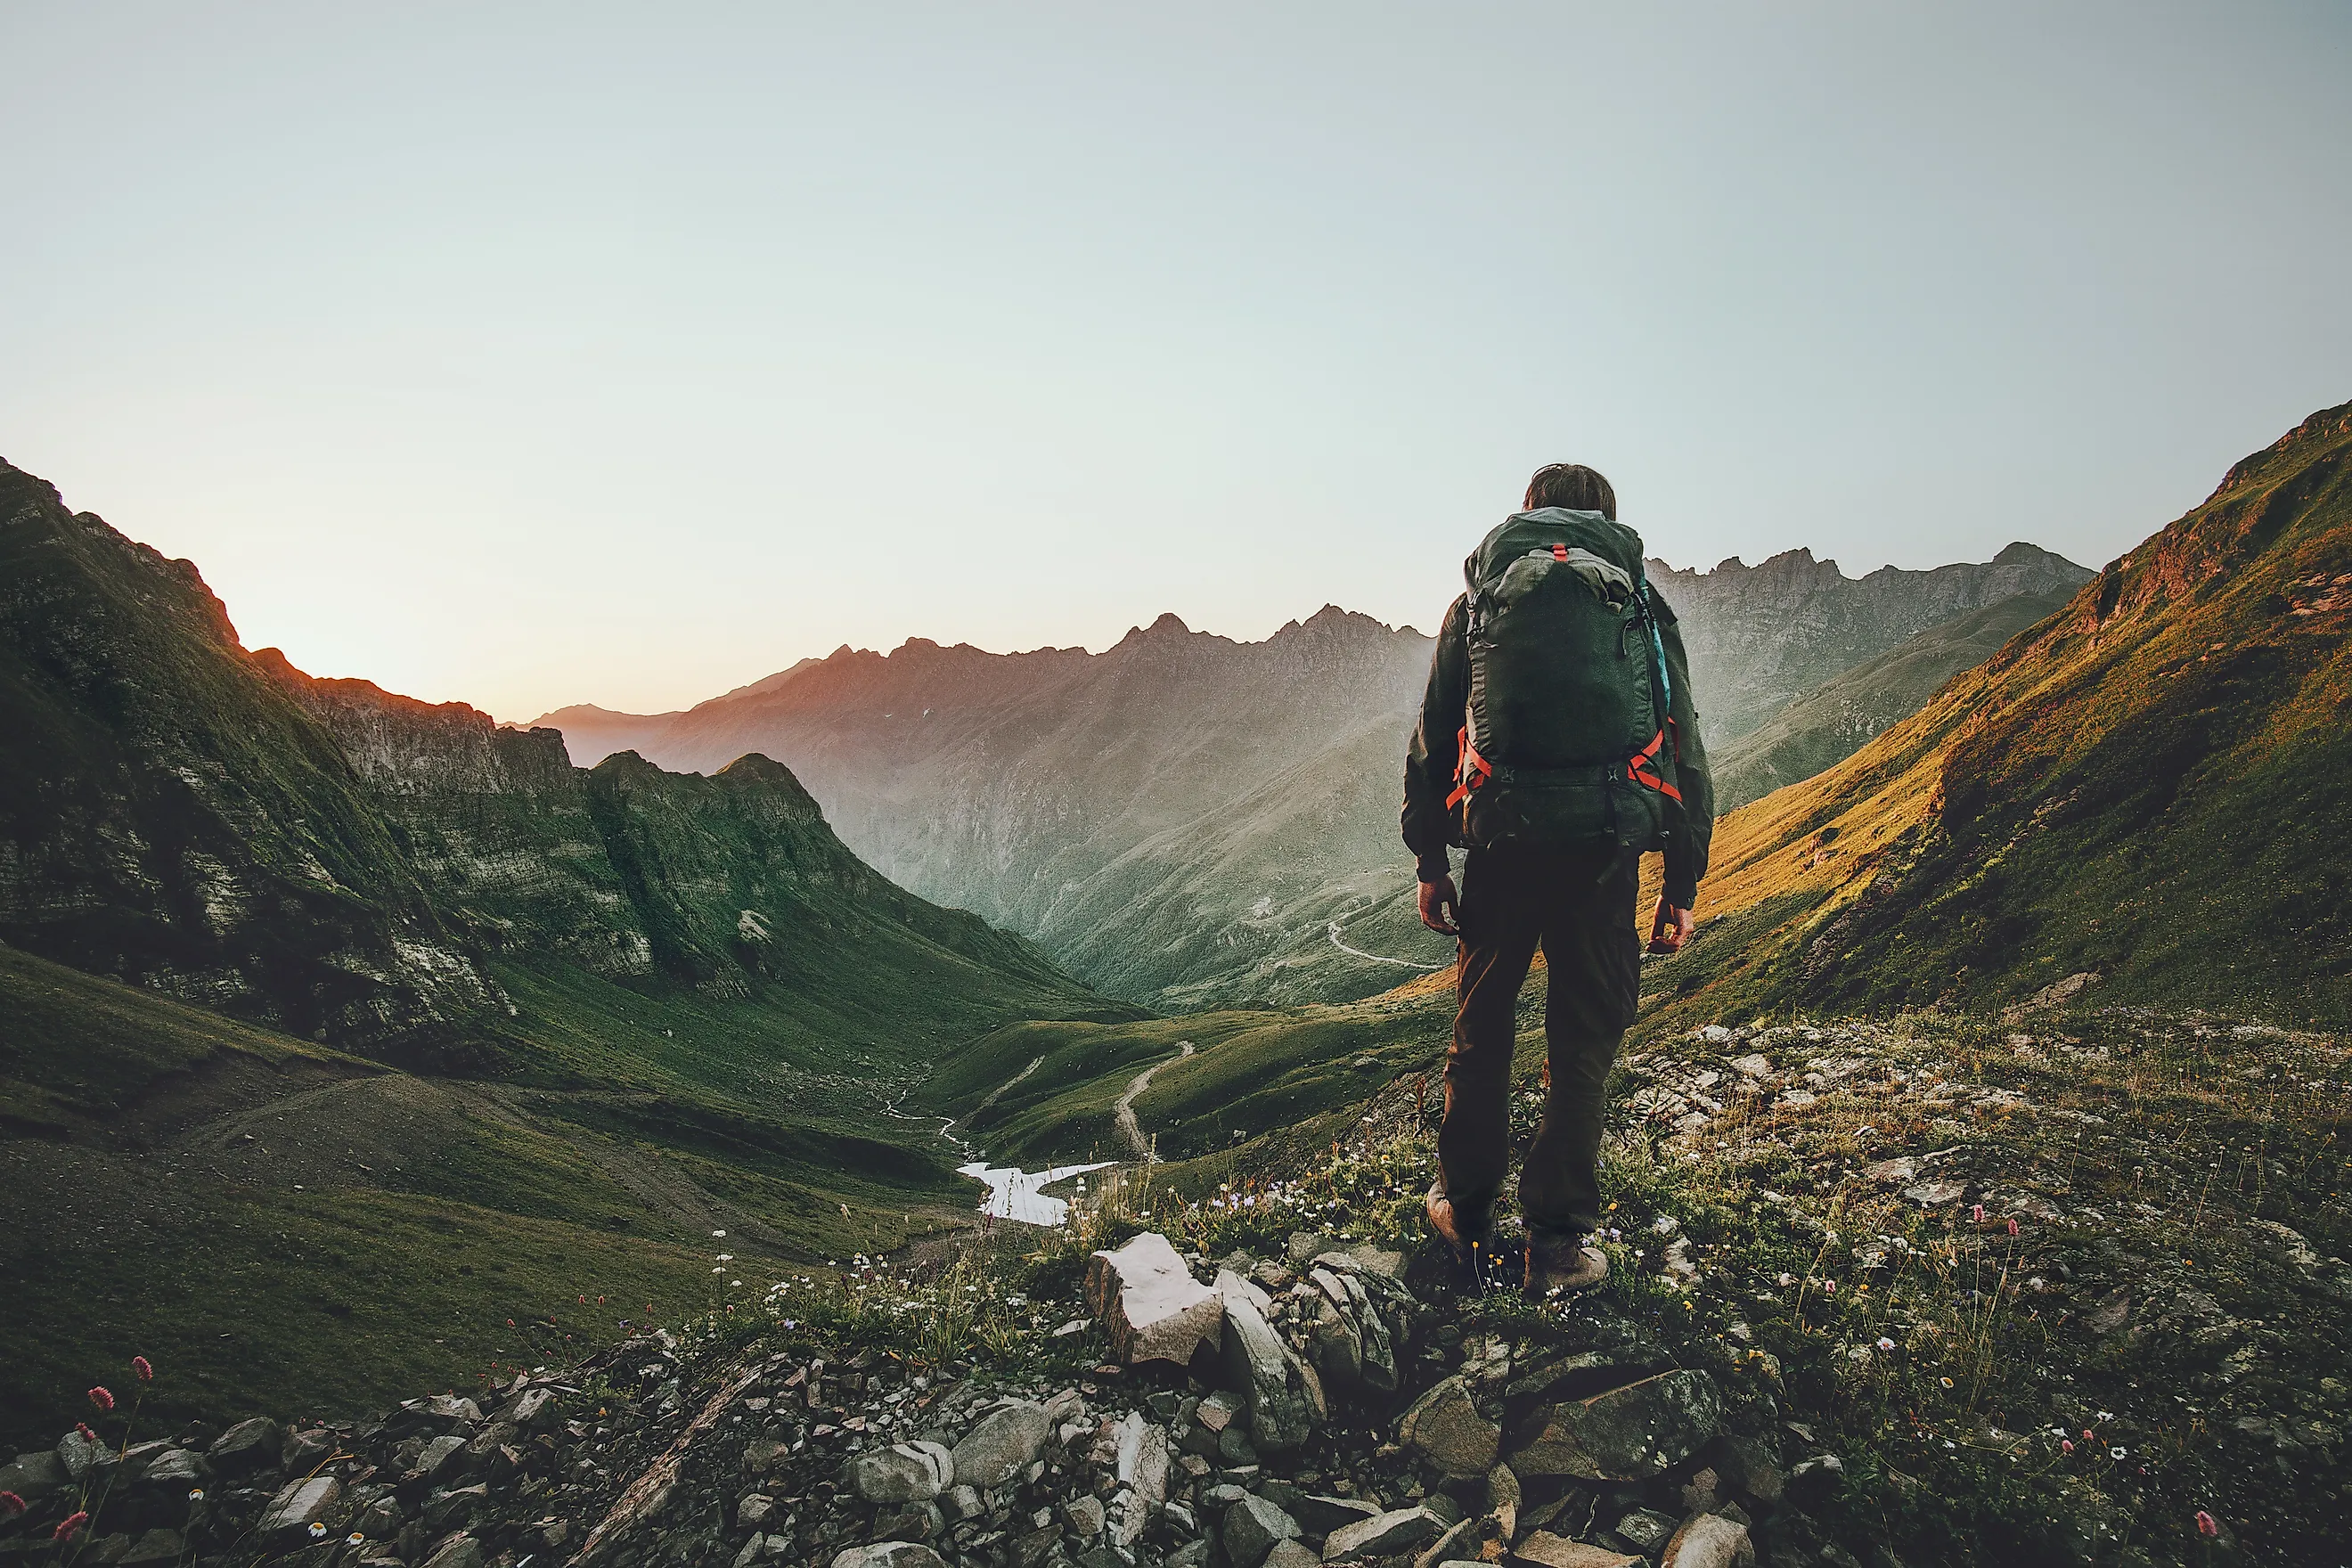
[533,544,2090,1009]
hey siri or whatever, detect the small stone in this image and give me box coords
[1514,1532,1640,1568]
[497,1387,559,1432]
[830,1545,951,1568]
[139,1449,205,1489]
[1398,1377,1500,1478]
[1062,1494,1107,1539]
[420,1538,484,1568]
[206,1418,282,1474]
[1661,1513,1751,1568]
[847,1441,955,1504]
[1265,1542,1321,1568]
[259,1475,341,1537]
[407,1433,465,1483]
[1900,1179,1967,1208]
[1086,1233,1227,1365]
[739,1494,777,1530]
[941,1484,984,1522]
[117,1530,184,1566]
[951,1403,1051,1489]
[1223,1494,1303,1568]
[1196,1391,1243,1433]
[1611,1511,1678,1553]
[875,1505,941,1540]
[1167,1543,1213,1568]
[1322,1506,1442,1561]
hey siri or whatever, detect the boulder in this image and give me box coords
[117,1530,184,1566]
[1265,1542,1321,1568]
[830,1546,951,1568]
[496,1387,559,1432]
[1112,1412,1172,1504]
[951,1402,1051,1489]
[421,1539,485,1568]
[1218,1272,1319,1452]
[1,1449,68,1502]
[138,1449,205,1490]
[1085,1233,1226,1365]
[1223,1494,1303,1568]
[1323,1506,1444,1561]
[1513,1534,1641,1568]
[57,1428,111,1482]
[1398,1377,1500,1478]
[259,1476,342,1538]
[846,1441,954,1505]
[1508,1370,1722,1481]
[406,1433,466,1485]
[1062,1494,1107,1538]
[1661,1514,1752,1568]
[206,1417,282,1474]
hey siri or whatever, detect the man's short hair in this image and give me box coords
[1524,463,1616,519]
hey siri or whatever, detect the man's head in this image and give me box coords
[1523,463,1616,519]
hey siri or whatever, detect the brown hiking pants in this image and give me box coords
[1437,843,1641,1237]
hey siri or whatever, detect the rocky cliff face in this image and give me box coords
[0,461,498,1055]
[536,546,2094,1009]
[0,459,1100,1059]
[1648,542,2093,742]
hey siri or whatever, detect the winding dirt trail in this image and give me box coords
[1114,1041,1193,1161]
[1326,919,1447,970]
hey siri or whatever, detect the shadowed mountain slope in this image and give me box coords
[535,551,2087,1009]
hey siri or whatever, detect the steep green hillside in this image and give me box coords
[1711,590,2074,810]
[1654,396,2352,1026]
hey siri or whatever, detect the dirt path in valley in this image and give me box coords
[1113,1042,1193,1161]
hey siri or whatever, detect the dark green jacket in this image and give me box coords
[1402,587,1716,908]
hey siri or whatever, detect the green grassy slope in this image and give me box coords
[1711,590,2074,812]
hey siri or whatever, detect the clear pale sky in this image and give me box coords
[4,4,2346,720]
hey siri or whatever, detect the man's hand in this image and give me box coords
[1648,894,1695,954]
[1418,874,1461,937]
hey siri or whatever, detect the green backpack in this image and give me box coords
[1445,507,1686,851]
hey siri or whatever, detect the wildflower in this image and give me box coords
[78,1423,98,1443]
[2197,1512,2218,1538]
[2061,1440,2074,1454]
[1939,1376,1955,1389]
[133,1355,154,1382]
[1972,1204,1986,1224]
[87,1386,115,1411]
[309,1521,330,1539]
[348,1533,367,1546]
[2110,1446,2127,1460]
[188,1489,205,1502]
[2007,1218,2021,1237]
[1876,1337,1896,1352]
[55,1512,89,1543]
[0,1493,22,1520]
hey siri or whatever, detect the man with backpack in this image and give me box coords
[1402,462,1714,1297]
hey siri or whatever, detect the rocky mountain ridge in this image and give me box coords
[532,550,2087,1010]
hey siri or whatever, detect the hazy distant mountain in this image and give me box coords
[1711,589,2077,813]
[532,544,2089,1009]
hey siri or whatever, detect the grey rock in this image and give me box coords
[1508,1370,1722,1481]
[421,1394,483,1429]
[1265,1542,1321,1568]
[408,1433,466,1482]
[282,1427,334,1470]
[1512,1534,1641,1568]
[1217,1272,1318,1452]
[1223,1494,1302,1568]
[875,1505,942,1540]
[830,1545,951,1568]
[422,1482,489,1535]
[1062,1494,1107,1538]
[739,1494,777,1530]
[951,1402,1052,1489]
[139,1448,205,1488]
[207,1417,282,1474]
[1196,1391,1243,1433]
[941,1484,985,1522]
[1112,1411,1172,1505]
[497,1387,559,1432]
[421,1539,484,1568]
[1086,1232,1226,1366]
[1411,1515,1480,1568]
[1613,1511,1679,1552]
[1,1448,68,1501]
[58,1427,112,1482]
[1662,1513,1752,1568]
[259,1475,342,1536]
[1322,1506,1443,1561]
[1167,1544,1213,1568]
[847,1441,955,1504]
[1397,1377,1499,1478]
[117,1530,184,1566]
[1272,1491,1380,1535]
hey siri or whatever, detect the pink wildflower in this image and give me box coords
[133,1356,153,1382]
[77,1423,98,1443]
[2197,1512,2218,1538]
[55,1511,89,1543]
[87,1386,114,1411]
[0,1493,23,1519]
[2061,1439,2074,1454]
[1972,1204,1986,1224]
[2007,1217,2021,1237]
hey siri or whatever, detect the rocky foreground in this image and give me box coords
[4,1005,2345,1567]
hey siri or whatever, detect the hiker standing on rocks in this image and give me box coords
[1402,463,1714,1297]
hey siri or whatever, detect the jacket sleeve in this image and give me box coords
[1653,592,1715,909]
[1402,595,1471,882]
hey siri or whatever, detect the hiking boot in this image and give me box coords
[1424,1181,1493,1266]
[1523,1229,1609,1299]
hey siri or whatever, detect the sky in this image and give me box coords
[4,4,2347,720]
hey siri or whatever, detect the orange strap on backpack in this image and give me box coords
[1445,725,1491,809]
[1627,722,1684,804]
